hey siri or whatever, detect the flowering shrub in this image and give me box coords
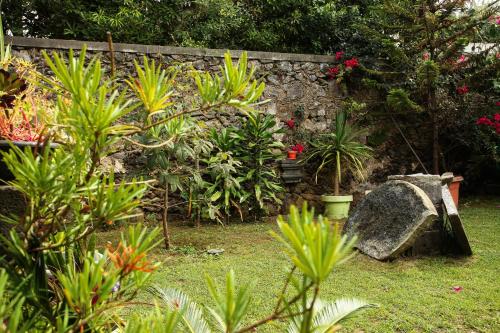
[477,113,500,134]
[325,51,360,81]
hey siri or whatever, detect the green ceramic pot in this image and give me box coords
[321,194,353,220]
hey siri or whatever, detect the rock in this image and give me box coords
[387,174,442,207]
[267,75,280,86]
[207,249,224,255]
[285,83,304,100]
[343,180,438,260]
[278,61,293,72]
[266,102,277,115]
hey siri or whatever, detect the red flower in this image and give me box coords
[327,66,340,79]
[291,143,304,154]
[452,286,463,293]
[476,116,493,126]
[344,58,359,69]
[456,85,469,95]
[495,101,500,106]
[335,51,344,60]
[285,118,295,129]
[494,113,500,122]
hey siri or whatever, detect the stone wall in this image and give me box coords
[10,37,341,133]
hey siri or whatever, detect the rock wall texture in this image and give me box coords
[10,37,341,133]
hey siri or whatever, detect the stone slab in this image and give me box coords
[388,174,442,207]
[442,185,472,256]
[343,180,438,260]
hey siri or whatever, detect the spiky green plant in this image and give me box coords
[305,110,372,196]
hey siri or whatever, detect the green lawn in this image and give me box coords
[98,197,500,332]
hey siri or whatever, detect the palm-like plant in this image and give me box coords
[305,110,372,196]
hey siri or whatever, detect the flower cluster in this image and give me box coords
[106,243,156,274]
[344,58,359,69]
[456,85,469,95]
[326,51,360,80]
[291,143,304,153]
[476,113,500,134]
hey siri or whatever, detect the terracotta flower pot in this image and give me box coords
[287,150,297,160]
[449,176,464,208]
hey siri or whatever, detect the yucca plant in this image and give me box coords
[306,110,372,196]
[305,108,372,219]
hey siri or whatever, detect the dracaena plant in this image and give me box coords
[305,108,373,196]
[227,111,284,219]
[120,203,375,333]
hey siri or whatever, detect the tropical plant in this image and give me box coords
[230,110,284,217]
[204,128,248,222]
[305,109,372,196]
[127,52,272,241]
[0,46,162,331]
[123,203,375,333]
[0,17,54,142]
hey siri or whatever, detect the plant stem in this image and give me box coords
[162,183,171,249]
[333,169,340,196]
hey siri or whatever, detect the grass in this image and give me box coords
[97,197,500,332]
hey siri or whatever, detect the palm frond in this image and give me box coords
[147,286,212,333]
[313,298,376,332]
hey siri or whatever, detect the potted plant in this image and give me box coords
[305,110,372,220]
[0,22,55,182]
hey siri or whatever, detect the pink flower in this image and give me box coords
[423,53,430,60]
[344,58,359,69]
[456,54,468,64]
[285,118,295,129]
[327,66,340,80]
[335,51,344,60]
[291,143,304,154]
[456,85,469,95]
[452,286,463,293]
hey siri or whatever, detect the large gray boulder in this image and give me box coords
[343,180,438,260]
[387,174,442,207]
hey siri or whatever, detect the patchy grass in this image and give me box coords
[97,197,500,332]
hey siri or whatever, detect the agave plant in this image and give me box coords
[305,109,372,196]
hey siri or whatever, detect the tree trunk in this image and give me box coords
[162,184,170,249]
[430,87,439,175]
